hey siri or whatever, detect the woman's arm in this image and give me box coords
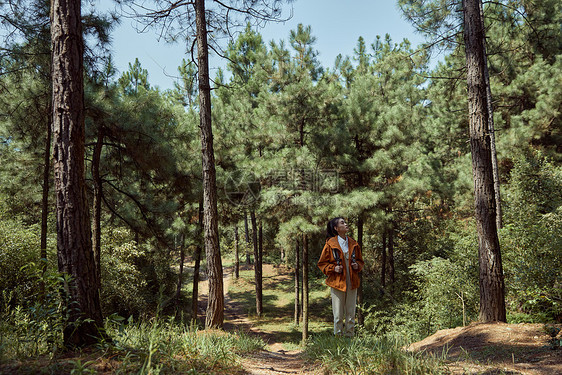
[317,242,336,276]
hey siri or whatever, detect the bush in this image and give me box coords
[403,221,479,335]
[0,268,68,359]
[0,215,42,311]
[100,228,149,317]
[501,154,562,322]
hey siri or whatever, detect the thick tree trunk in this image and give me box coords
[294,236,300,325]
[356,214,364,326]
[463,0,506,322]
[250,211,262,316]
[478,0,502,229]
[195,0,223,329]
[92,130,104,290]
[192,199,204,321]
[301,233,309,343]
[234,226,239,279]
[51,0,103,346]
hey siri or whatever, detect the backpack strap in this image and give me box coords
[332,248,341,265]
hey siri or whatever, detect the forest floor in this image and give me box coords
[197,263,323,375]
[2,263,560,374]
[199,263,562,375]
[407,321,562,375]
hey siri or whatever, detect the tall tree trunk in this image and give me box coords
[234,225,239,279]
[40,109,52,298]
[478,0,502,229]
[92,130,104,290]
[51,0,103,346]
[356,214,364,325]
[301,233,309,343]
[192,199,204,321]
[250,210,262,316]
[294,236,300,325]
[195,0,223,329]
[244,211,251,264]
[381,230,387,296]
[463,0,506,322]
[299,238,304,320]
[175,233,186,314]
[258,220,263,271]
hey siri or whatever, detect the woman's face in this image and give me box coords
[334,218,349,235]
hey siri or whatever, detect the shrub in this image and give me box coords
[0,215,41,311]
[401,221,480,335]
[501,154,562,322]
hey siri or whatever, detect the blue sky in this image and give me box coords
[102,0,428,91]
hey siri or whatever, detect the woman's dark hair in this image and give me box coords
[326,217,343,239]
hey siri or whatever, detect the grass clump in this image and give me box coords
[0,314,265,374]
[102,316,265,374]
[304,333,446,375]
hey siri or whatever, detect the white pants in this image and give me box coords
[331,287,357,336]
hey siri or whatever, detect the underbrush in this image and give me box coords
[100,316,265,374]
[304,332,446,375]
[0,314,265,374]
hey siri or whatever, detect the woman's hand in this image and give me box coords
[334,265,343,273]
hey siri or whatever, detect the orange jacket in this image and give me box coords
[317,236,364,292]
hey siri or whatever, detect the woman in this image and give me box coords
[317,217,364,337]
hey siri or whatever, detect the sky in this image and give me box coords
[101,0,428,91]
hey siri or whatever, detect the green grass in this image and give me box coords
[0,315,265,374]
[102,316,265,374]
[304,333,447,375]
[226,262,448,374]
[226,264,333,349]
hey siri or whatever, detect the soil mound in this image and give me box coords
[408,322,562,374]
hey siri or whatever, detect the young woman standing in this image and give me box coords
[317,217,364,336]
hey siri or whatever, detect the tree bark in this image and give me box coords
[250,210,262,316]
[301,233,309,343]
[195,0,223,329]
[356,214,364,326]
[244,211,251,264]
[92,130,104,291]
[463,0,506,322]
[258,220,263,272]
[192,198,204,321]
[294,236,300,325]
[51,0,103,346]
[478,0,502,229]
[234,225,239,279]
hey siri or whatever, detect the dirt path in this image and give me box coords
[197,266,320,375]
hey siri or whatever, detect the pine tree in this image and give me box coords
[463,0,506,322]
[51,0,104,346]
[122,0,292,329]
